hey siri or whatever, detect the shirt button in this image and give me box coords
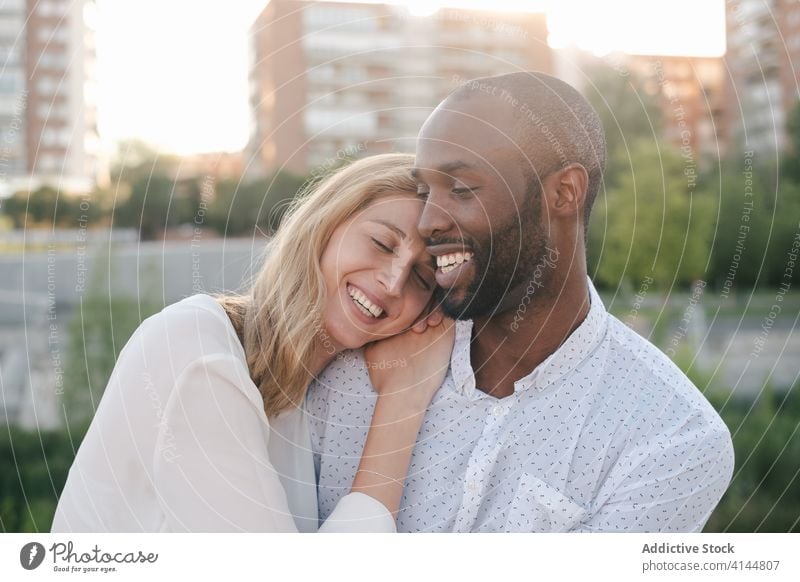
[468,480,479,492]
[492,405,503,417]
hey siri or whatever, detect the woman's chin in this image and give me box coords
[326,318,378,349]
[343,333,378,351]
[324,323,367,352]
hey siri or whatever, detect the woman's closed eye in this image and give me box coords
[370,232,434,291]
[451,185,478,197]
[414,268,432,291]
[372,237,395,255]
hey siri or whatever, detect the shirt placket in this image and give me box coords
[453,398,513,532]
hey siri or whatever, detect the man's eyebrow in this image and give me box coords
[411,161,480,179]
[369,219,406,239]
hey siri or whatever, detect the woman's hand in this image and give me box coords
[364,317,456,409]
[354,319,454,517]
[410,308,444,333]
[410,298,444,333]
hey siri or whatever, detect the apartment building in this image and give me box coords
[0,0,104,197]
[248,0,552,176]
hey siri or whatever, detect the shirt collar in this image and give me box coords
[449,277,608,400]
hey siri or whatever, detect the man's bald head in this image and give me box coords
[443,72,606,226]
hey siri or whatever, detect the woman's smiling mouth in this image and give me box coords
[347,284,386,319]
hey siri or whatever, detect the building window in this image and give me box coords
[0,72,22,94]
[37,77,62,96]
[37,102,67,120]
[40,127,71,147]
[37,25,69,44]
[305,109,377,137]
[303,6,377,32]
[0,16,25,37]
[36,153,62,173]
[0,46,21,65]
[37,1,68,18]
[38,52,69,69]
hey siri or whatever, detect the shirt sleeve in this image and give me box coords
[572,423,734,532]
[319,492,395,533]
[153,354,395,532]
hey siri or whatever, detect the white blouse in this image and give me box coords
[52,294,394,533]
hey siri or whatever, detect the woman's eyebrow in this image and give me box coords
[368,219,406,239]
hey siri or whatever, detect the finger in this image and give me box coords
[411,319,428,333]
[426,309,444,327]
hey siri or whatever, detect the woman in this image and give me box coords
[52,154,454,532]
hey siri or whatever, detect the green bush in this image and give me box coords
[0,424,87,532]
[704,386,800,532]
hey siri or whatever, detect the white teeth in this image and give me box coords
[347,285,383,318]
[436,252,473,269]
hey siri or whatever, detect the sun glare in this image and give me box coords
[406,1,442,17]
[96,0,726,155]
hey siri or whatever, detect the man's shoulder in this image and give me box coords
[305,348,374,437]
[308,348,371,393]
[598,314,729,435]
[602,313,695,389]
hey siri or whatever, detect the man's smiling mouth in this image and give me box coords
[437,251,473,274]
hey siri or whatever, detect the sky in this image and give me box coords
[95,0,726,156]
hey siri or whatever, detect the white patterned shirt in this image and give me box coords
[306,279,734,532]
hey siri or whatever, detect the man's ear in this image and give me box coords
[544,163,588,218]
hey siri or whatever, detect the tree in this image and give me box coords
[114,173,177,240]
[706,155,800,291]
[781,100,800,184]
[109,140,188,239]
[584,62,663,182]
[110,139,180,184]
[209,170,307,237]
[589,140,716,290]
[2,187,60,228]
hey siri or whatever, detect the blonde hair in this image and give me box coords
[215,153,418,417]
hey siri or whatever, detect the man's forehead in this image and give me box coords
[417,102,520,164]
[414,132,522,182]
[411,150,489,178]
[420,104,514,142]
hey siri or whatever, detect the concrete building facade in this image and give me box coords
[0,0,105,197]
[248,0,552,176]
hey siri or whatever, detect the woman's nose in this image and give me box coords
[378,254,411,297]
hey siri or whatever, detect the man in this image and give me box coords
[307,72,734,532]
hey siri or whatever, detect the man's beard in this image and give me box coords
[437,183,553,320]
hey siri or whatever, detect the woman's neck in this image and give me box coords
[310,344,341,378]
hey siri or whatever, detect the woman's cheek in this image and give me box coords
[410,294,430,323]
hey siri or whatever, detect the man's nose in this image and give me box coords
[417,195,453,240]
